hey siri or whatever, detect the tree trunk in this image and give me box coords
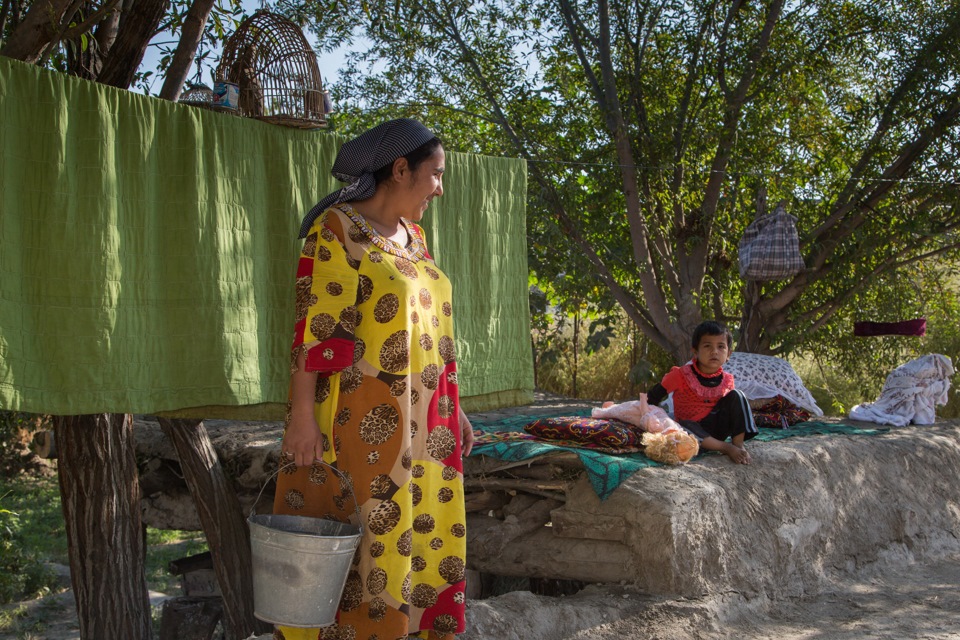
[94,0,121,56]
[0,0,73,62]
[157,0,215,101]
[54,413,152,640]
[0,0,13,40]
[572,308,579,398]
[97,0,169,89]
[531,334,539,389]
[157,417,267,640]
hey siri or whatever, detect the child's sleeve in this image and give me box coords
[647,383,668,406]
[648,367,682,405]
[659,367,685,393]
[291,212,359,376]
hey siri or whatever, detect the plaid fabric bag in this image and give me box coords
[738,203,804,280]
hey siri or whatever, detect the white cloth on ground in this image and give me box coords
[849,354,954,426]
[723,352,823,416]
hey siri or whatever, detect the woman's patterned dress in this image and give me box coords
[273,204,466,640]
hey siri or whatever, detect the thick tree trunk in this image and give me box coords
[0,0,72,61]
[573,310,580,398]
[157,0,215,101]
[738,280,769,354]
[97,0,169,89]
[54,413,152,640]
[0,0,13,40]
[157,417,267,640]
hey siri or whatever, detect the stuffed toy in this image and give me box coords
[592,395,699,464]
[641,427,699,464]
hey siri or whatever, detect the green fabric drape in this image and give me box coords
[0,58,533,417]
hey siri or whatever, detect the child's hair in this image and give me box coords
[691,320,733,349]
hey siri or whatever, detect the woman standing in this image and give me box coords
[274,118,474,640]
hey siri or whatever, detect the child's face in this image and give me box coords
[693,333,729,375]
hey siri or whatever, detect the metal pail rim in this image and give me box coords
[247,514,362,541]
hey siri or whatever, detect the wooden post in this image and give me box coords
[55,413,152,640]
[157,417,267,639]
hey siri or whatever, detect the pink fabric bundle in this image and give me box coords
[590,398,649,427]
[590,394,683,434]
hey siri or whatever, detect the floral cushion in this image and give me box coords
[524,416,643,450]
[750,395,811,429]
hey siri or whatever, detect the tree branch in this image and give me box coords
[808,9,960,243]
[769,240,960,352]
[96,0,169,89]
[429,3,672,353]
[59,0,120,41]
[0,0,74,61]
[0,0,13,44]
[159,0,215,100]
[767,96,960,318]
[595,0,682,346]
[557,0,605,111]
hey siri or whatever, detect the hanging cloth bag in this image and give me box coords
[738,203,804,280]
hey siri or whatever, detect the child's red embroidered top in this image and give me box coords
[660,362,735,422]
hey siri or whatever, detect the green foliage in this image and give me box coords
[285,0,960,365]
[0,412,49,476]
[0,0,248,94]
[133,0,247,94]
[143,529,209,595]
[0,474,210,606]
[535,308,674,401]
[0,477,63,604]
[790,260,960,416]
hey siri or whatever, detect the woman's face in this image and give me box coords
[403,147,445,221]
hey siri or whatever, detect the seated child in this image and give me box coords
[646,320,758,464]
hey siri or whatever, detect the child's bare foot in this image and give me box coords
[722,443,750,464]
[602,401,615,408]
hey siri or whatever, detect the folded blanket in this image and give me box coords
[849,354,954,426]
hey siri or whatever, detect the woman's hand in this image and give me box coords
[284,349,324,468]
[282,409,324,468]
[458,405,474,457]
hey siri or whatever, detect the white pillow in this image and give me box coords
[723,352,823,416]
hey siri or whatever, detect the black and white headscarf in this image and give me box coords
[298,118,437,238]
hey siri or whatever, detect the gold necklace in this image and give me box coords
[338,204,427,261]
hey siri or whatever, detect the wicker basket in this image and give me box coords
[215,11,329,129]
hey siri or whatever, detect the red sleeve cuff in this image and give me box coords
[304,338,354,375]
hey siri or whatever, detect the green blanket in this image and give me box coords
[470,413,889,499]
[0,58,533,416]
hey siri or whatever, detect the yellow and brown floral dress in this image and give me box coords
[273,204,466,640]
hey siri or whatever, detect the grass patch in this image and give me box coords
[0,604,28,632]
[0,474,210,604]
[144,530,208,594]
[0,476,66,605]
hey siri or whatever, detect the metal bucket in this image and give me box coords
[249,462,362,627]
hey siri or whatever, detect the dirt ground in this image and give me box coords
[461,553,960,639]
[4,553,960,639]
[5,393,960,639]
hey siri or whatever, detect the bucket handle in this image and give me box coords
[250,457,364,534]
